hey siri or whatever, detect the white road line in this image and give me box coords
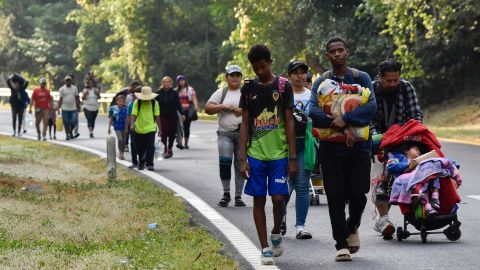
[467,195,480,201]
[2,132,278,270]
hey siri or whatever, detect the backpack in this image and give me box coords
[322,67,361,85]
[137,99,156,122]
[293,108,308,136]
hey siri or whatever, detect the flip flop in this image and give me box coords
[347,231,360,254]
[335,248,352,262]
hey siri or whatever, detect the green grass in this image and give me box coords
[0,135,238,269]
[423,96,480,144]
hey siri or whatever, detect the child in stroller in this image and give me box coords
[377,119,462,243]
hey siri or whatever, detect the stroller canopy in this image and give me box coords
[377,119,444,162]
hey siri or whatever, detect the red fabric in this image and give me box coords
[32,87,51,109]
[377,119,444,162]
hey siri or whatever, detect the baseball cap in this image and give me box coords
[64,75,72,81]
[225,65,242,75]
[39,77,47,84]
[288,60,308,75]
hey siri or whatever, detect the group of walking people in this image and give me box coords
[204,36,422,265]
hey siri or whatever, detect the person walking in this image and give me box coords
[58,75,80,140]
[283,60,313,239]
[108,95,128,160]
[48,98,58,140]
[6,73,29,137]
[130,86,161,171]
[155,76,184,158]
[82,78,101,138]
[205,65,246,207]
[239,45,297,265]
[126,86,141,168]
[176,75,198,149]
[371,59,424,238]
[29,77,52,141]
[309,36,376,261]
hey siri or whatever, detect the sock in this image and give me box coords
[295,225,305,233]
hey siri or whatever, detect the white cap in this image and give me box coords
[39,77,47,84]
[225,65,242,75]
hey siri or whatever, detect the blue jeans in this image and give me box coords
[286,138,312,227]
[62,110,78,135]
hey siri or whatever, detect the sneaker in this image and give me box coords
[37,134,41,141]
[137,164,144,170]
[270,233,283,257]
[128,164,137,169]
[260,248,275,265]
[218,193,231,207]
[374,215,395,238]
[74,133,80,138]
[176,143,184,150]
[147,165,154,171]
[66,135,71,141]
[164,150,173,159]
[90,133,94,139]
[234,196,246,207]
[184,145,189,149]
[296,229,312,239]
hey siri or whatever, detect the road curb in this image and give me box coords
[1,132,278,270]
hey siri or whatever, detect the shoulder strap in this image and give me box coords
[278,76,287,93]
[138,99,142,113]
[151,100,155,118]
[321,70,332,80]
[219,87,229,104]
[349,67,361,85]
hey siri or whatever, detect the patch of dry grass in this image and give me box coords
[0,135,238,269]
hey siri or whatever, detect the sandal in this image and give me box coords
[218,194,231,207]
[347,231,360,254]
[335,248,352,262]
[296,230,312,239]
[234,196,246,207]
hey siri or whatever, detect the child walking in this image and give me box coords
[109,95,128,160]
[239,44,297,265]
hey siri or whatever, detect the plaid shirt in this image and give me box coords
[371,79,423,134]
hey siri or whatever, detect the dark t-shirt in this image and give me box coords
[240,76,294,160]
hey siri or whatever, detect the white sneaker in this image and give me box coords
[261,247,275,265]
[270,233,283,257]
[374,215,395,237]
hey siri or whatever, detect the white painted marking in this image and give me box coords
[1,132,278,270]
[467,195,480,200]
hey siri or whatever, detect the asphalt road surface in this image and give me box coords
[1,110,480,270]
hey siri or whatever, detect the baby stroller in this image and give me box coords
[377,120,462,243]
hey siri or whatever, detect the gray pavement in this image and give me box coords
[1,110,480,270]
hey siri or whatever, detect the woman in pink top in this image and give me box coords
[176,75,198,149]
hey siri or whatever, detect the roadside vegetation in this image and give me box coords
[0,135,238,269]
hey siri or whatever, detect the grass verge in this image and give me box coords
[0,135,238,269]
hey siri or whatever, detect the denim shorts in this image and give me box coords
[244,156,289,196]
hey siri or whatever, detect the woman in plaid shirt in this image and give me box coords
[371,59,423,239]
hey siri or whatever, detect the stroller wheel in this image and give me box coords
[309,194,315,206]
[315,194,320,205]
[396,227,403,242]
[444,225,461,241]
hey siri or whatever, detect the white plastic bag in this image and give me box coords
[154,139,163,159]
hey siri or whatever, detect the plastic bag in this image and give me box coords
[154,139,163,159]
[304,120,318,171]
[56,116,63,132]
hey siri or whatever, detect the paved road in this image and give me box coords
[1,111,480,270]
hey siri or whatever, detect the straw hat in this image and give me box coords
[135,86,158,100]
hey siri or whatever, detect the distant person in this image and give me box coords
[205,65,246,207]
[108,95,128,160]
[112,80,140,151]
[29,77,52,141]
[58,75,80,140]
[126,86,141,168]
[239,45,297,265]
[82,78,101,138]
[371,59,423,239]
[48,98,58,140]
[130,86,161,171]
[283,60,313,239]
[68,74,81,139]
[6,73,29,137]
[176,75,198,149]
[305,72,313,90]
[309,36,376,261]
[155,76,183,158]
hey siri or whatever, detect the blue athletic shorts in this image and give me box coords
[244,156,289,197]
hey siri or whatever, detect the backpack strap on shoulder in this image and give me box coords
[220,86,229,104]
[322,70,332,81]
[349,67,361,85]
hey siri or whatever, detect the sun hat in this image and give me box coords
[135,86,158,100]
[225,65,242,75]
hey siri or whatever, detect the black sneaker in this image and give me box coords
[218,194,231,207]
[137,164,144,170]
[176,144,184,150]
[147,166,154,171]
[66,135,71,141]
[234,196,246,207]
[90,133,94,138]
[184,145,189,149]
[74,133,80,138]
